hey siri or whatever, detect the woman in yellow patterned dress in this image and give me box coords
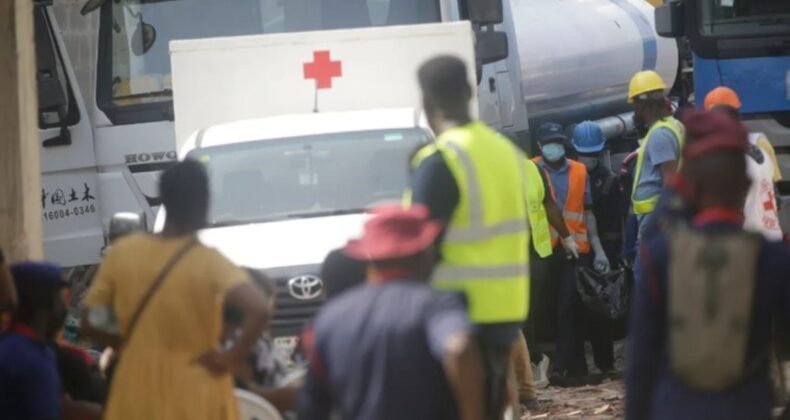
[83,160,269,419]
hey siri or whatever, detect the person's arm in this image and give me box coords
[443,333,484,420]
[297,326,331,420]
[62,398,102,420]
[583,175,608,271]
[0,248,17,313]
[545,199,569,237]
[586,210,609,272]
[648,128,681,187]
[626,246,662,420]
[659,161,679,187]
[198,282,268,375]
[79,313,122,349]
[427,294,483,420]
[540,169,570,238]
[80,250,121,349]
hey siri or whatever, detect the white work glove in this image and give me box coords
[593,251,610,273]
[562,236,580,259]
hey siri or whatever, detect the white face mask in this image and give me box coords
[578,156,599,171]
[541,143,566,162]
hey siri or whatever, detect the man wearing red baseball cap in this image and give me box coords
[626,111,790,420]
[298,205,484,420]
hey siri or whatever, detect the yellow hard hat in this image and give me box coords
[627,70,667,103]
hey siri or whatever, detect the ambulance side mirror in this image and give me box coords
[655,1,685,38]
[468,0,504,25]
[476,30,508,65]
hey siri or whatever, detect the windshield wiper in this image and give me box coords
[209,215,292,228]
[285,208,368,219]
[113,89,173,101]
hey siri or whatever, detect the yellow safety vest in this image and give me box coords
[523,159,553,258]
[409,122,530,324]
[631,117,685,215]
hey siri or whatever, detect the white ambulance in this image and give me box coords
[160,22,477,337]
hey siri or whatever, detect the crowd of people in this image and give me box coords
[1,54,789,420]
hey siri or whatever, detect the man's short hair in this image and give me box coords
[418,55,472,110]
[160,159,209,228]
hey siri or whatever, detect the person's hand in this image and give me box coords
[194,349,234,376]
[594,252,610,273]
[562,236,580,259]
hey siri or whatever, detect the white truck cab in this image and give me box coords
[156,108,430,335]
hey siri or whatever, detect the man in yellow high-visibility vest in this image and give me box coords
[628,70,684,240]
[409,55,529,419]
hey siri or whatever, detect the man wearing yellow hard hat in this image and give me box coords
[627,70,685,240]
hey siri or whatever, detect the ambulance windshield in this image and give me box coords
[186,128,429,227]
[98,0,441,120]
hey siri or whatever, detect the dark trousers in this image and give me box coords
[525,247,566,362]
[480,342,511,420]
[586,310,615,371]
[554,252,616,376]
[554,252,591,376]
[477,324,519,420]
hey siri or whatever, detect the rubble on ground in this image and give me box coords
[524,379,624,420]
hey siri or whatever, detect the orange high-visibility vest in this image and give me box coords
[532,157,591,254]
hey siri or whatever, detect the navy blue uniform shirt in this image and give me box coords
[298,280,471,420]
[0,327,62,420]
[626,212,790,420]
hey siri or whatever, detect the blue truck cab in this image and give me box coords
[656,0,790,229]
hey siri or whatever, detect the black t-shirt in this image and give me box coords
[588,165,626,237]
[410,151,551,222]
[54,344,106,403]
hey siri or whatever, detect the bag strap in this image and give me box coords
[124,238,197,343]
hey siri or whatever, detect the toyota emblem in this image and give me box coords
[287,275,323,300]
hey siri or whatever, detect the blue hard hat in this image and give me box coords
[572,121,606,153]
[537,122,568,145]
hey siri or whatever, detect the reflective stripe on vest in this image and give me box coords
[534,157,591,253]
[631,117,685,215]
[523,159,553,258]
[410,122,530,324]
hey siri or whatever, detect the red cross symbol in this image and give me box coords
[764,190,776,211]
[303,50,342,90]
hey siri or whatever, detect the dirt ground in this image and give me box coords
[524,379,625,420]
[522,341,626,419]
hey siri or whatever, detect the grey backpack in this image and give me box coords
[668,228,762,391]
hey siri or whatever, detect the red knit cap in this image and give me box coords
[682,109,748,160]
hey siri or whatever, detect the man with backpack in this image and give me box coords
[626,110,790,420]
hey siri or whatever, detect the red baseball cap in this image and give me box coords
[682,110,748,160]
[344,205,443,261]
